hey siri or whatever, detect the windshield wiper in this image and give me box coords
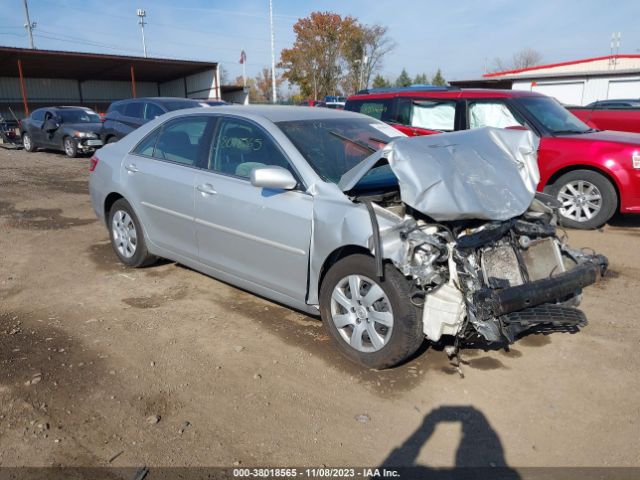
[328,130,376,153]
[553,128,597,135]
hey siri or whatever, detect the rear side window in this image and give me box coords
[397,99,456,131]
[345,99,393,121]
[124,102,144,118]
[152,116,211,166]
[107,103,125,114]
[132,130,160,157]
[468,101,525,129]
[31,110,45,121]
[144,103,164,120]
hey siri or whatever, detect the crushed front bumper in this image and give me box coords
[473,254,608,321]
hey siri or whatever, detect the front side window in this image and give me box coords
[208,118,293,179]
[152,116,211,166]
[514,96,591,135]
[396,99,456,131]
[468,101,525,129]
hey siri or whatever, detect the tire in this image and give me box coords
[319,254,423,369]
[63,136,78,158]
[547,169,617,229]
[108,199,156,268]
[22,133,36,152]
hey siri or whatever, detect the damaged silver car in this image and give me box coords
[89,106,607,369]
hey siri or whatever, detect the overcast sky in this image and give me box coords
[2,0,639,85]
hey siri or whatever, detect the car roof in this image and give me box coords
[174,104,369,122]
[347,88,545,101]
[113,97,202,104]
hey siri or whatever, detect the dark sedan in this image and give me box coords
[22,107,103,158]
[101,97,207,144]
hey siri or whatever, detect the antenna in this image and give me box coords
[610,32,621,69]
[137,9,148,58]
[22,0,36,49]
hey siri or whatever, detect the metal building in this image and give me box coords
[451,54,640,106]
[0,46,225,119]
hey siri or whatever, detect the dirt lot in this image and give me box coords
[1,147,639,473]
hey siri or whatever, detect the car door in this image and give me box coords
[28,109,45,145]
[194,116,312,301]
[41,110,60,147]
[122,114,214,260]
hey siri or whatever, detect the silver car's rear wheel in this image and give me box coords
[107,198,156,268]
[557,180,602,222]
[330,274,394,353]
[111,210,137,258]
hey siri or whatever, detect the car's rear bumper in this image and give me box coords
[473,255,608,320]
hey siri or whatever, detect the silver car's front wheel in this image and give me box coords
[330,274,394,353]
[320,254,423,369]
[111,210,137,258]
[557,180,602,222]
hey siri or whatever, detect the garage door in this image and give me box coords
[531,82,584,106]
[607,79,640,99]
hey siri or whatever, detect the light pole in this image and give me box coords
[269,0,277,103]
[137,9,148,58]
[22,0,36,49]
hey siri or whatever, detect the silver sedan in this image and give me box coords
[89,105,606,369]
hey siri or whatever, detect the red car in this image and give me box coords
[345,87,640,229]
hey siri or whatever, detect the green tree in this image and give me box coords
[395,68,412,87]
[413,73,429,84]
[431,68,447,86]
[371,74,390,88]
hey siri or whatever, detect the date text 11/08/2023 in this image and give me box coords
[232,468,400,478]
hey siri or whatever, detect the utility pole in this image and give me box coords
[137,9,148,58]
[269,0,277,104]
[22,0,36,49]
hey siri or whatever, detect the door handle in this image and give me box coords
[125,164,140,173]
[197,183,217,195]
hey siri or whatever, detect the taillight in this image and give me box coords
[89,155,99,172]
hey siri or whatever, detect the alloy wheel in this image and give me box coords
[557,180,603,222]
[64,138,75,156]
[330,274,394,353]
[111,210,137,258]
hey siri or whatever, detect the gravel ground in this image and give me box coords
[1,147,639,473]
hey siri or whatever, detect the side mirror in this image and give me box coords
[250,166,297,190]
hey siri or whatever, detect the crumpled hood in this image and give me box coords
[339,127,540,221]
[63,122,103,134]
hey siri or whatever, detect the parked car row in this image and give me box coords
[20,97,220,158]
[344,86,640,229]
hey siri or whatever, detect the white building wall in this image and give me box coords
[185,68,220,99]
[512,75,640,105]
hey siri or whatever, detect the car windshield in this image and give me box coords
[514,96,592,135]
[162,100,201,111]
[276,118,403,187]
[59,110,100,123]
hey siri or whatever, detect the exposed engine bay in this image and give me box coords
[359,191,607,345]
[341,128,608,346]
